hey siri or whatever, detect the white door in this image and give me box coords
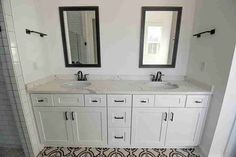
[34,107,73,145]
[131,108,168,146]
[71,107,107,146]
[165,108,206,146]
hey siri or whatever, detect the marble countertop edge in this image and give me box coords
[26,76,213,95]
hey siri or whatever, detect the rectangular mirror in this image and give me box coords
[59,7,101,67]
[139,7,182,68]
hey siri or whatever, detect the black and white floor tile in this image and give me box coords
[37,147,201,157]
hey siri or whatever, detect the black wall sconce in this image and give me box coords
[193,29,216,38]
[25,29,47,37]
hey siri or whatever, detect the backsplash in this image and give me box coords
[54,74,185,81]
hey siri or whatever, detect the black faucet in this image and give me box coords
[75,71,89,81]
[150,71,164,82]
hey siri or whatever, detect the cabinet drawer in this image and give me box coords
[31,94,53,106]
[186,95,209,108]
[85,95,106,107]
[108,128,130,146]
[133,95,155,107]
[53,94,84,106]
[155,95,186,107]
[108,95,131,107]
[108,108,131,127]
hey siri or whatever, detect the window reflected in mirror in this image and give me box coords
[139,7,182,68]
[59,7,101,67]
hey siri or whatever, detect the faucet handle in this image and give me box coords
[150,74,156,82]
[83,74,89,81]
[74,71,83,81]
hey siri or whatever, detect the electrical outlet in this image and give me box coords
[200,62,206,72]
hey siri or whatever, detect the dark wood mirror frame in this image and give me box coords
[59,6,101,68]
[139,6,182,68]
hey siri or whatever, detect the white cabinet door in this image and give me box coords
[165,108,206,146]
[72,107,107,146]
[34,107,73,146]
[131,108,168,147]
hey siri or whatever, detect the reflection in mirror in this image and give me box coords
[139,7,182,68]
[59,7,101,67]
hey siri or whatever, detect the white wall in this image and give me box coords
[37,0,196,76]
[209,45,236,157]
[187,0,236,156]
[10,0,51,83]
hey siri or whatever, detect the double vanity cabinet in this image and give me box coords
[31,91,210,148]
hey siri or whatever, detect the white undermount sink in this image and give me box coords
[146,81,179,89]
[62,81,91,89]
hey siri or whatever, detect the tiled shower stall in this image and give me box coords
[0,0,42,156]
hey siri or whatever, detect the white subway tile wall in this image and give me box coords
[0,67,21,147]
[0,0,42,156]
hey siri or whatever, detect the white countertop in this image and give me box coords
[27,79,212,95]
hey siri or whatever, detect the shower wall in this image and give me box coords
[0,67,21,147]
[0,4,21,148]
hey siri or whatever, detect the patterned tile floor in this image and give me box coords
[37,147,201,157]
[0,147,25,157]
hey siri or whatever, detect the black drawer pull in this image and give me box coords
[37,99,44,102]
[170,112,174,121]
[140,100,147,103]
[114,136,124,139]
[195,101,202,103]
[114,100,125,103]
[71,112,75,120]
[65,112,68,120]
[164,112,167,121]
[91,100,98,103]
[114,116,124,120]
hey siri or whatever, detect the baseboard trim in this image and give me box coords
[196,146,207,157]
[197,146,224,157]
[208,155,223,157]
